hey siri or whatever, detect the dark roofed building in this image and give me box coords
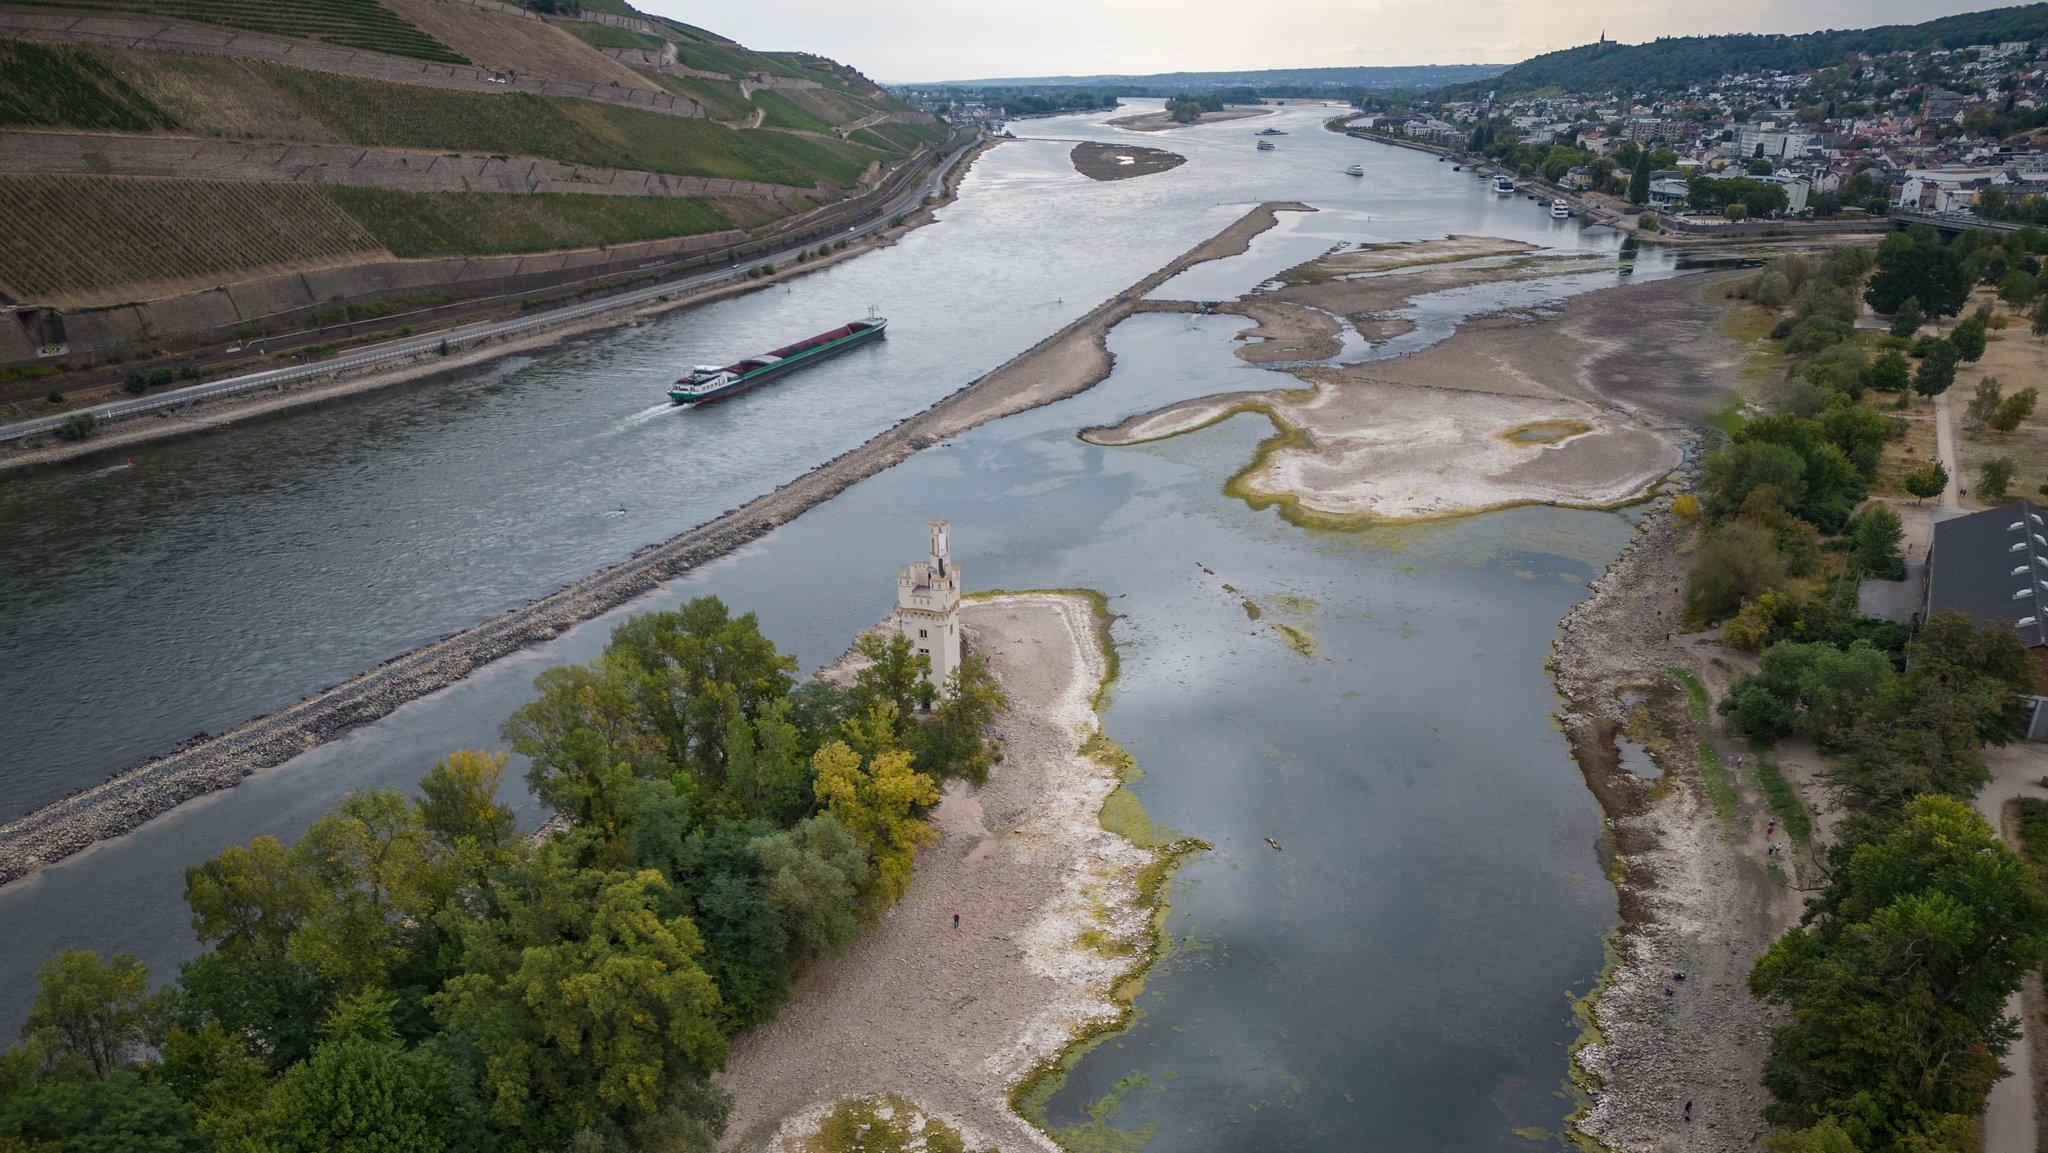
[1926,500,2048,737]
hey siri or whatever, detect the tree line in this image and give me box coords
[1688,245,2048,1151]
[0,597,1005,1153]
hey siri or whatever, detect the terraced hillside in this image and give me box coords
[0,0,952,365]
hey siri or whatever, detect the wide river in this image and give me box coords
[0,103,1684,1147]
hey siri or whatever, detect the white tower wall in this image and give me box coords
[894,519,962,691]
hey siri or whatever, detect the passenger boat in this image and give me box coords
[1344,164,1365,176]
[1551,198,1571,218]
[1256,127,1287,136]
[1490,174,1516,194]
[669,318,887,405]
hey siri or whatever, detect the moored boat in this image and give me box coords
[1551,198,1571,218]
[1490,174,1516,194]
[670,319,887,405]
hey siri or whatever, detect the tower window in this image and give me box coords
[919,629,928,639]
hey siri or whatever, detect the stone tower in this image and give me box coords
[894,519,962,690]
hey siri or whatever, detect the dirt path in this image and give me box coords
[1980,745,2048,1152]
[718,595,1148,1151]
[0,201,1305,887]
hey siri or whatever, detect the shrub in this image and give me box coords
[437,339,450,356]
[56,411,96,441]
[1991,387,2038,432]
[1686,520,1789,624]
[121,368,146,393]
[1752,270,1792,308]
[44,389,62,404]
[1671,493,1702,520]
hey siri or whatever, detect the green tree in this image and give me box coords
[1950,312,1989,361]
[502,660,655,825]
[1991,386,2038,431]
[1967,376,2004,426]
[433,859,726,1150]
[722,698,816,826]
[21,952,167,1081]
[1997,268,2037,310]
[1913,340,1958,397]
[1867,229,1970,319]
[914,652,1008,786]
[1750,796,2048,1147]
[2033,293,2048,338]
[1978,456,2017,501]
[1702,440,1808,518]
[1904,461,1949,502]
[287,790,432,994]
[604,597,798,784]
[750,815,869,959]
[1887,294,1925,337]
[1852,503,1903,575]
[262,1035,446,1153]
[1684,521,1788,623]
[1866,349,1911,392]
[1628,148,1650,205]
[848,632,933,735]
[0,1072,205,1153]
[811,741,939,914]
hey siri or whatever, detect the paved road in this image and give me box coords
[0,138,977,445]
[1977,744,2048,1152]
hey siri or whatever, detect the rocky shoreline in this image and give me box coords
[0,200,1309,887]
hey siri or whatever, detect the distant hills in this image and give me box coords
[910,64,1508,96]
[1444,3,2048,99]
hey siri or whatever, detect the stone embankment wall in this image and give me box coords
[0,7,700,119]
[0,132,814,202]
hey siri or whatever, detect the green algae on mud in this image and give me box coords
[797,1094,973,1153]
[984,589,1208,1153]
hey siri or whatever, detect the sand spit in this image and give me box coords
[720,595,1151,1152]
[1069,141,1185,182]
[0,201,1308,887]
[1084,373,1677,524]
[1107,106,1273,132]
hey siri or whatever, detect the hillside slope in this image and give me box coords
[0,0,950,371]
[1442,2,2048,98]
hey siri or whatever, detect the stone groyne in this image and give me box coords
[0,200,1310,886]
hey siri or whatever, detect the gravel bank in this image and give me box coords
[0,201,1308,887]
[719,594,1150,1151]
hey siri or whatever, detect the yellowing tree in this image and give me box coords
[811,740,939,914]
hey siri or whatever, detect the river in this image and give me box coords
[0,102,1679,1147]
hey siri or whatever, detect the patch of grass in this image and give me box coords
[559,21,665,52]
[1500,419,1592,445]
[1703,393,1745,444]
[0,174,380,299]
[752,88,834,133]
[257,65,883,187]
[0,41,178,131]
[1665,667,1711,724]
[1698,740,1741,834]
[325,186,731,257]
[1751,759,1813,843]
[796,1094,970,1153]
[645,73,755,121]
[33,0,467,62]
[2015,798,2048,867]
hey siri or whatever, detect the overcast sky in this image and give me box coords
[637,0,2025,82]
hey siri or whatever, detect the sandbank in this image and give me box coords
[718,594,1156,1151]
[1084,373,1677,525]
[1069,141,1185,182]
[1107,106,1273,132]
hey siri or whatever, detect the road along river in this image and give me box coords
[1,102,1688,1148]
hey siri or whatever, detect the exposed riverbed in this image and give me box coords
[2,102,1694,1148]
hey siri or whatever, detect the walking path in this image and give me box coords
[1934,386,1963,509]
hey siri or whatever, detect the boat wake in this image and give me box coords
[84,460,136,479]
